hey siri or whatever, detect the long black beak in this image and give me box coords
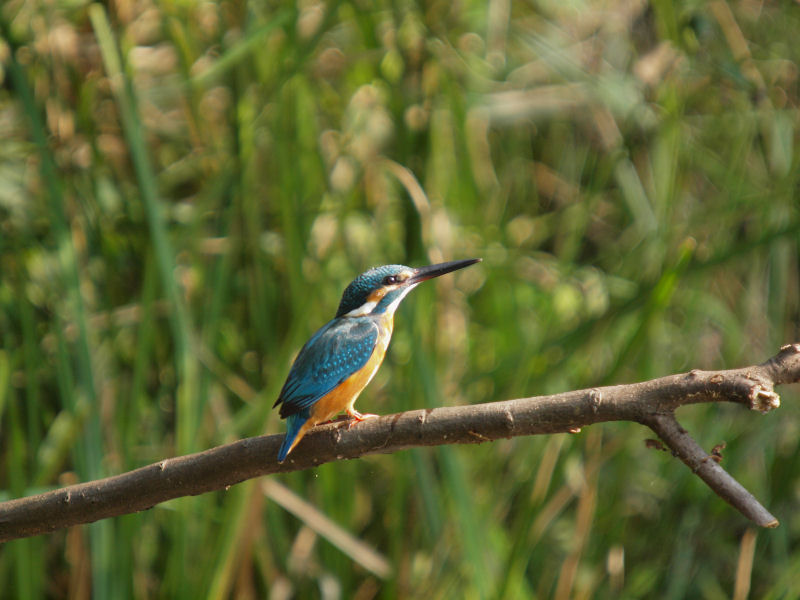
[407,258,481,285]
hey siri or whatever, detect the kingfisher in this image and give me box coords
[273,258,481,461]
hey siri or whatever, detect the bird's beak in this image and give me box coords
[407,258,482,285]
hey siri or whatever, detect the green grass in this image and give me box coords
[1,0,799,598]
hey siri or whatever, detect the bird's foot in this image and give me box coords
[346,409,378,428]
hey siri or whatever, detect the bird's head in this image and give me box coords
[335,258,481,318]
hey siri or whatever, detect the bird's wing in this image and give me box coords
[274,317,380,418]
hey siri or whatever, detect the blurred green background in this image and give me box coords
[1,0,799,597]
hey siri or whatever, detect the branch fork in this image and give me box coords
[1,345,798,541]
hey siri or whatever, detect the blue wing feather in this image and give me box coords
[274,316,380,418]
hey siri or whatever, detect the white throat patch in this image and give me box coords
[383,284,417,315]
[343,283,418,317]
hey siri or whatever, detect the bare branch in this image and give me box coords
[1,344,798,541]
[644,413,778,528]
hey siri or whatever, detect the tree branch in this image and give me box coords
[2,344,798,541]
[644,413,778,527]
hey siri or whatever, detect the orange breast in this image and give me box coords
[310,314,393,423]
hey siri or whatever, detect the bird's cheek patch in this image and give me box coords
[367,288,389,303]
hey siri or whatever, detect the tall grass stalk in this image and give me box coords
[0,0,797,597]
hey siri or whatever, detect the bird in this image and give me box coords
[273,258,481,462]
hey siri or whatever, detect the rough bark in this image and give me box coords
[2,344,798,541]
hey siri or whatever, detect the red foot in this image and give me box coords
[346,409,379,428]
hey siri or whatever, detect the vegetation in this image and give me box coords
[1,0,798,597]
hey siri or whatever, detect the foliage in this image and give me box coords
[1,0,799,597]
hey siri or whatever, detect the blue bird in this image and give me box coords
[273,258,481,461]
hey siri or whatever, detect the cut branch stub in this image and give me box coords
[0,344,798,541]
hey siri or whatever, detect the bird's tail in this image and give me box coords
[277,412,309,462]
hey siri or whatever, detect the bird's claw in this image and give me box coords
[346,410,379,428]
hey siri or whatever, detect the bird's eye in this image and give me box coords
[383,275,398,285]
